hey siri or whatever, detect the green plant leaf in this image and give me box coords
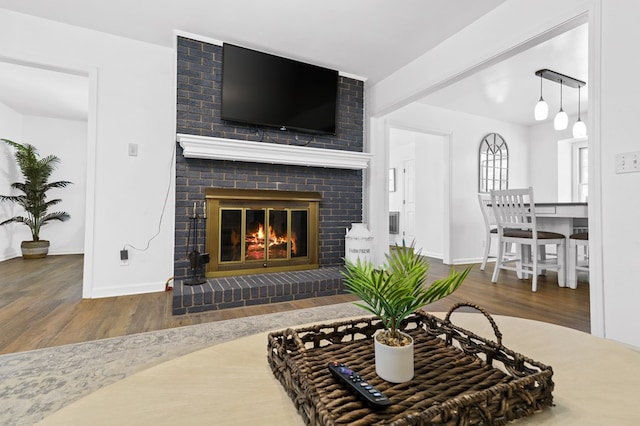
[0,139,72,241]
[342,241,471,339]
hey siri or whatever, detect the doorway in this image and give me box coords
[0,58,92,293]
[388,126,449,261]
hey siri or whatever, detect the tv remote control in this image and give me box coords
[327,361,391,408]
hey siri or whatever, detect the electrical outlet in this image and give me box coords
[120,249,129,266]
[615,151,640,174]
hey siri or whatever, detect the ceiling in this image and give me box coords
[0,61,89,121]
[420,23,588,126]
[0,1,588,126]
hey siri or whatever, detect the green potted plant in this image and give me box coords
[0,139,72,258]
[342,242,471,382]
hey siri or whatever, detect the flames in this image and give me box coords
[245,223,296,260]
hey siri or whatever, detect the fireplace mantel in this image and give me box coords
[177,134,372,170]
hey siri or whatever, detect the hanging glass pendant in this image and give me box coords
[534,74,548,120]
[573,118,587,138]
[535,98,549,121]
[572,85,587,138]
[554,81,568,130]
[554,108,568,130]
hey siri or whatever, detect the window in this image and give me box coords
[573,141,588,202]
[478,133,509,193]
[557,137,588,202]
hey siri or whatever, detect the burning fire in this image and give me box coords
[245,223,297,260]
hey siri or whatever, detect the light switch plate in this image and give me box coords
[615,151,640,174]
[128,143,138,157]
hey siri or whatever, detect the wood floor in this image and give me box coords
[0,254,590,355]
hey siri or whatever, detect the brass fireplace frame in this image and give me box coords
[205,188,320,277]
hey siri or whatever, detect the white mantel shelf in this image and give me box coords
[177,134,372,170]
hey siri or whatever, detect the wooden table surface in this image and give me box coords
[38,313,640,425]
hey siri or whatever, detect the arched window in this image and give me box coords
[478,133,509,193]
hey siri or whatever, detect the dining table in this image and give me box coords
[533,202,588,288]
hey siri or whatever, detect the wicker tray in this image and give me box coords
[267,302,554,425]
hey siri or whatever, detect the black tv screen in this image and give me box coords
[221,43,338,135]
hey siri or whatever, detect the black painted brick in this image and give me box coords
[171,267,343,314]
[174,36,363,283]
[218,301,245,310]
[246,297,270,306]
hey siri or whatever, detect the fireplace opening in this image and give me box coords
[206,189,320,277]
[219,208,308,262]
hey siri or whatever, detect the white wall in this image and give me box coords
[366,0,640,347]
[0,10,176,297]
[388,129,445,257]
[382,103,529,264]
[597,1,640,346]
[388,129,413,246]
[528,112,589,202]
[21,116,87,255]
[365,0,590,263]
[0,101,23,260]
[1,104,88,260]
[416,133,445,259]
[2,0,637,347]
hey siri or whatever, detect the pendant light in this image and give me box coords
[536,69,586,133]
[534,73,548,120]
[554,80,568,130]
[572,85,587,138]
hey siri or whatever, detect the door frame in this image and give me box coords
[0,55,98,298]
[385,120,452,264]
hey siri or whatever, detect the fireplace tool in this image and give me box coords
[184,202,210,286]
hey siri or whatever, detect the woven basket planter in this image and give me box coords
[21,240,50,259]
[268,302,554,425]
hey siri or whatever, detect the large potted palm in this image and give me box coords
[342,242,471,383]
[0,139,72,258]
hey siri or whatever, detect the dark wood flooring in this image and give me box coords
[0,254,590,354]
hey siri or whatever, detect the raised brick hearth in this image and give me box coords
[172,267,344,314]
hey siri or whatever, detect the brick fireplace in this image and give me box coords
[172,36,366,314]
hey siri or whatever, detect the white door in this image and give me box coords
[403,159,416,246]
[417,134,445,258]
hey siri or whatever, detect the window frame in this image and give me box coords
[572,139,588,202]
[478,133,509,193]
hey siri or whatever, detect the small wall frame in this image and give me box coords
[389,168,396,192]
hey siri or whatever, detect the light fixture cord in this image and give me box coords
[540,74,542,100]
[559,79,563,110]
[540,74,543,99]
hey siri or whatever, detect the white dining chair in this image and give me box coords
[478,193,498,271]
[490,187,566,292]
[568,231,589,288]
[478,193,518,271]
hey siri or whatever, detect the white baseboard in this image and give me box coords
[89,281,167,298]
[421,251,443,260]
[0,250,19,263]
[451,257,487,266]
[48,249,84,256]
[0,250,83,263]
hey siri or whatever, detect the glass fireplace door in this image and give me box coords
[206,188,320,277]
[245,209,266,261]
[218,207,309,268]
[268,209,289,260]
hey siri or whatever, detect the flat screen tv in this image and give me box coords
[221,43,338,135]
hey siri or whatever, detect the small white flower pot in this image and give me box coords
[374,331,414,383]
